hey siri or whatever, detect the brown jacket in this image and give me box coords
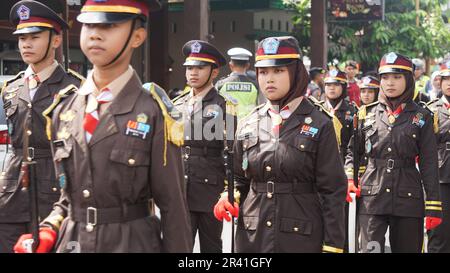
[345,101,442,218]
[0,66,81,223]
[173,87,236,212]
[43,73,192,252]
[427,98,450,184]
[233,98,346,253]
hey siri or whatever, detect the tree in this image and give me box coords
[289,0,450,72]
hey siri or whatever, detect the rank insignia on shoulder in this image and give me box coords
[126,119,151,140]
[300,124,319,137]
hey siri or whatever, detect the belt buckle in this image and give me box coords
[267,181,274,198]
[86,207,97,232]
[446,142,450,151]
[387,159,395,170]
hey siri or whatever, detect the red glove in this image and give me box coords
[213,193,239,222]
[14,228,57,253]
[346,179,361,203]
[425,217,442,231]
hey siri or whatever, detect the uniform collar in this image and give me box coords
[24,60,59,83]
[77,65,134,97]
[260,96,307,117]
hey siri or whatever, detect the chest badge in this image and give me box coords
[412,112,425,128]
[304,117,312,124]
[300,124,319,137]
[126,114,151,140]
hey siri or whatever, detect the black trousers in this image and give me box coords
[190,211,223,253]
[0,222,28,253]
[428,183,450,253]
[359,214,423,253]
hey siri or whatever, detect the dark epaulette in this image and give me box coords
[417,100,434,115]
[142,83,184,166]
[1,71,25,96]
[358,101,379,120]
[43,84,78,140]
[307,96,333,119]
[419,99,439,133]
[425,98,440,107]
[172,88,190,103]
[67,69,86,85]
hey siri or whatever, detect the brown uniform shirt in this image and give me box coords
[43,72,192,253]
[173,87,236,212]
[0,65,81,223]
[233,98,346,253]
[345,101,442,218]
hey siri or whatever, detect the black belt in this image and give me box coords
[183,146,222,157]
[70,203,150,225]
[368,158,416,169]
[438,142,450,151]
[13,148,52,159]
[251,181,315,195]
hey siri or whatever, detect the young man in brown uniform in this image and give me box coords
[0,0,82,253]
[14,0,192,253]
[173,40,237,253]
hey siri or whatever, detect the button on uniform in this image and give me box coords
[266,221,272,227]
[128,158,135,165]
[83,189,90,198]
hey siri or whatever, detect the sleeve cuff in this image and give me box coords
[425,200,443,218]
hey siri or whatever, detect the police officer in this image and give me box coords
[173,40,237,253]
[346,76,380,183]
[215,47,262,120]
[214,36,346,253]
[0,0,82,253]
[14,0,192,253]
[307,67,326,100]
[413,58,431,104]
[321,69,355,161]
[345,52,442,253]
[426,63,450,253]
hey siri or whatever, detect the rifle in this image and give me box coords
[348,104,359,253]
[21,121,40,253]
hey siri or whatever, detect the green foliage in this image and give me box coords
[290,0,450,71]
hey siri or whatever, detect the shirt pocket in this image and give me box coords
[279,217,313,236]
[397,186,422,200]
[282,135,317,177]
[241,216,258,231]
[109,149,151,196]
